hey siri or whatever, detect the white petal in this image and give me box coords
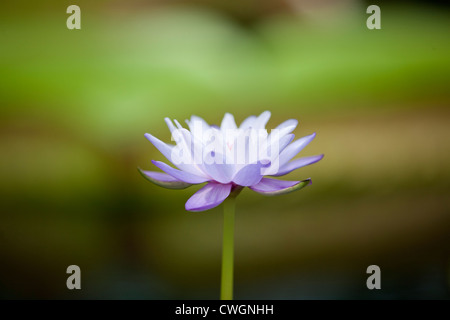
[239,115,256,130]
[174,119,184,130]
[187,115,209,139]
[164,117,176,134]
[173,128,210,178]
[221,113,237,131]
[274,119,298,136]
[252,111,271,129]
[187,115,209,132]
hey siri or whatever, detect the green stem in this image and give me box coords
[220,195,236,300]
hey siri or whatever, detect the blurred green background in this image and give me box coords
[1,0,449,299]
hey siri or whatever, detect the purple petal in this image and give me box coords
[185,182,232,212]
[279,133,295,152]
[202,153,234,184]
[258,134,295,176]
[278,132,316,168]
[152,160,210,184]
[145,132,207,177]
[262,133,295,161]
[272,154,324,176]
[250,178,312,196]
[138,168,192,189]
[232,162,264,187]
[145,133,174,163]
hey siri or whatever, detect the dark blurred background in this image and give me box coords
[0,0,449,299]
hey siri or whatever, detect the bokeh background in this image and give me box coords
[1,0,449,299]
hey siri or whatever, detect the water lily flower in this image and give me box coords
[140,111,323,300]
[139,111,323,212]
